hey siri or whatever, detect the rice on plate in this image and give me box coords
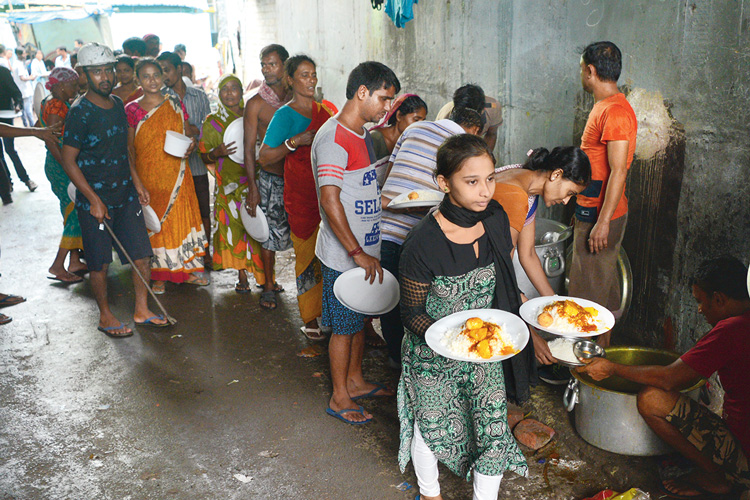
[440,317,517,360]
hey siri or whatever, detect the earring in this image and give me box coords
[444,188,449,192]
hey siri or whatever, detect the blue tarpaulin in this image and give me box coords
[6,6,113,24]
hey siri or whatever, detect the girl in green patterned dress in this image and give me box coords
[397,134,531,500]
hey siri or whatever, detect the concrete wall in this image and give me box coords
[240,0,750,350]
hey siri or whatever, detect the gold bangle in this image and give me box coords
[290,137,297,148]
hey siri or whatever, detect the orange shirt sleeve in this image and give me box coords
[492,184,530,233]
[600,104,635,143]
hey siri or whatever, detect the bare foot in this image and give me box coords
[328,395,372,424]
[364,319,386,347]
[662,470,732,497]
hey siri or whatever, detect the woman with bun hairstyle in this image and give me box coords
[492,146,591,364]
[397,134,529,500]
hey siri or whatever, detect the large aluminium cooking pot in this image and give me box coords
[563,346,705,456]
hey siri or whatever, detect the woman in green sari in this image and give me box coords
[199,74,266,291]
[40,67,87,283]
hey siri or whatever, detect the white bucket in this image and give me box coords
[163,131,192,157]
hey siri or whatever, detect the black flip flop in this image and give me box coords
[48,275,84,284]
[259,290,276,310]
[256,283,284,293]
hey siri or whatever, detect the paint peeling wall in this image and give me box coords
[240,0,750,350]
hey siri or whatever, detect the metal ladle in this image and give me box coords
[540,226,573,244]
[573,340,605,363]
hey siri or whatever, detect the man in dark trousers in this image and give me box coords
[0,63,37,198]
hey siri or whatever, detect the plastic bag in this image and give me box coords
[610,488,650,500]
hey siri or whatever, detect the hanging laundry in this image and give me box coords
[384,0,418,28]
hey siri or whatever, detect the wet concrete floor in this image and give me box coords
[1,135,675,499]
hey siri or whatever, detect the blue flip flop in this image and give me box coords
[325,405,372,425]
[135,315,170,328]
[351,382,392,401]
[0,294,26,308]
[97,323,133,338]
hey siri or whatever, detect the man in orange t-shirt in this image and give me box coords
[569,41,637,347]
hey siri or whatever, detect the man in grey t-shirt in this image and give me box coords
[311,61,400,426]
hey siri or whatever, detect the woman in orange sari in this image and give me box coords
[258,55,336,340]
[125,58,208,294]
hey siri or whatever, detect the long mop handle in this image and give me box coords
[101,220,177,325]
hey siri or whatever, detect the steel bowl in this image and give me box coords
[573,340,605,363]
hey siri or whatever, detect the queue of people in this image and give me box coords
[0,33,747,500]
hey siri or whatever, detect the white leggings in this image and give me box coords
[411,423,503,500]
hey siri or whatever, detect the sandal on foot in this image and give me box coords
[256,282,284,292]
[47,274,84,284]
[300,325,326,342]
[185,275,209,286]
[152,282,166,295]
[351,382,393,401]
[325,405,371,425]
[135,315,170,328]
[98,322,133,338]
[0,294,26,308]
[0,313,11,325]
[235,281,252,293]
[259,290,276,310]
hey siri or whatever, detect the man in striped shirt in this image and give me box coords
[312,61,400,425]
[379,105,484,367]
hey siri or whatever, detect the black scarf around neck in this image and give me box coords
[438,197,538,403]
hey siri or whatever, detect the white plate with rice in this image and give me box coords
[519,296,614,338]
[425,308,529,363]
[547,337,584,367]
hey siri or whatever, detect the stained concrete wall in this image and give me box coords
[240,0,750,351]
